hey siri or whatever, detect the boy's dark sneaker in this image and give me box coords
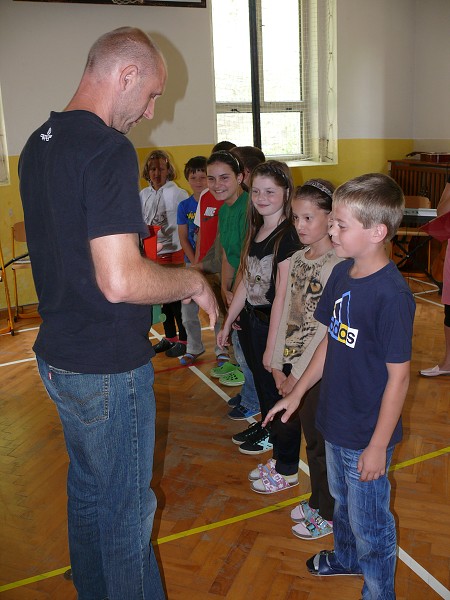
[228,404,260,420]
[228,393,242,407]
[238,427,272,455]
[232,421,263,445]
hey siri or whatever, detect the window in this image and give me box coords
[0,85,9,185]
[211,0,337,164]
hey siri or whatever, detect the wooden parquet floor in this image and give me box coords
[0,281,449,599]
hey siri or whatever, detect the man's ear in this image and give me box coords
[120,65,138,90]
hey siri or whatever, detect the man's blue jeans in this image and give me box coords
[37,356,165,600]
[326,441,397,600]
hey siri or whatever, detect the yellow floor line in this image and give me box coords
[1,446,449,593]
[0,567,70,593]
[155,492,311,545]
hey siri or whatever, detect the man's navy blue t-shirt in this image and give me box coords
[19,110,154,374]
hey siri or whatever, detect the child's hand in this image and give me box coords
[357,445,387,481]
[262,392,301,426]
[217,327,230,350]
[272,368,286,392]
[279,373,298,397]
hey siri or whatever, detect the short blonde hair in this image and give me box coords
[333,173,404,241]
[142,150,175,182]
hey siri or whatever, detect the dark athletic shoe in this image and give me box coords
[165,342,186,358]
[227,393,242,407]
[231,421,263,445]
[238,428,272,455]
[153,338,175,353]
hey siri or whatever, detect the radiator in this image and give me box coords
[389,160,450,208]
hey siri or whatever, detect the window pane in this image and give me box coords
[217,113,254,148]
[261,112,303,157]
[261,0,301,102]
[211,0,252,103]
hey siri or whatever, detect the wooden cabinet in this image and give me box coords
[388,159,450,208]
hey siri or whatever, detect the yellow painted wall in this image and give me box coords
[0,138,413,313]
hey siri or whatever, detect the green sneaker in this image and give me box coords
[219,369,244,386]
[209,362,238,378]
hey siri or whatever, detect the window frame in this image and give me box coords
[212,0,337,165]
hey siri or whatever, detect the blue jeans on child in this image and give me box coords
[231,329,259,413]
[36,356,165,600]
[326,441,396,600]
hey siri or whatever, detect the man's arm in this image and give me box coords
[90,233,218,327]
[357,361,410,481]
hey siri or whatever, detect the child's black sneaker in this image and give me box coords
[231,421,263,445]
[238,427,272,455]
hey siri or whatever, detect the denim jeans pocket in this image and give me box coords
[47,365,110,425]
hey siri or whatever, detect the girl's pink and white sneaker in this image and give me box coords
[292,514,333,540]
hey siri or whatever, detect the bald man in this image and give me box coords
[19,27,217,600]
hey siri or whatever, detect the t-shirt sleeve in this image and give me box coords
[277,227,301,263]
[177,199,189,226]
[85,139,148,240]
[379,290,415,363]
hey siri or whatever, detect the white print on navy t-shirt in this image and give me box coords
[328,290,358,348]
[40,128,52,142]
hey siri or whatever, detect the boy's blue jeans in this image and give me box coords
[37,356,165,600]
[326,441,396,600]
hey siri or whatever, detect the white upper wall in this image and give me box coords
[413,0,450,141]
[0,0,216,155]
[337,0,415,139]
[0,0,449,156]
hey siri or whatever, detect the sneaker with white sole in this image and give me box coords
[228,404,260,420]
[291,500,319,523]
[250,463,299,494]
[232,421,263,445]
[239,427,273,455]
[292,514,333,540]
[210,362,238,378]
[248,458,276,481]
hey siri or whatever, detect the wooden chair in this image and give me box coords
[0,238,14,335]
[391,196,439,297]
[11,221,39,321]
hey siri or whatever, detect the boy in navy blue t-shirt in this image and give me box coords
[264,173,415,600]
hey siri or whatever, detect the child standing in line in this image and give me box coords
[217,161,301,460]
[216,146,266,418]
[140,150,189,357]
[262,180,342,534]
[177,156,208,365]
[264,173,415,600]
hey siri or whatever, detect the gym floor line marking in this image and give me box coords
[0,356,36,368]
[1,446,448,595]
[398,548,450,600]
